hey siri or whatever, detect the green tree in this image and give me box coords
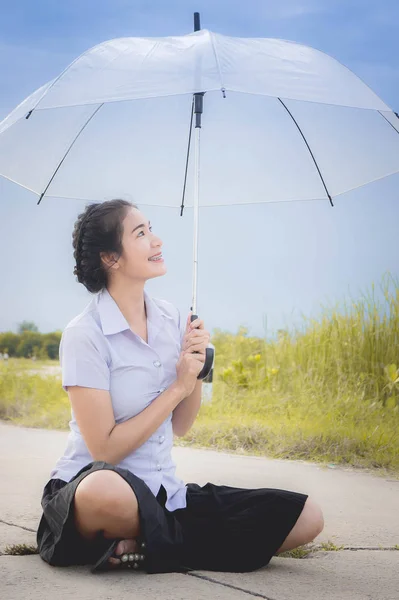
[41,332,62,360]
[17,321,39,334]
[16,331,43,358]
[0,332,20,356]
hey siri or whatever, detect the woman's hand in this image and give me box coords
[175,352,204,397]
[181,312,211,357]
[175,313,211,396]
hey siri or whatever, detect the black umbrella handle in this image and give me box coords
[191,313,214,380]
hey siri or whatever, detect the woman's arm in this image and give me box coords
[67,339,205,465]
[68,380,187,465]
[64,312,209,463]
[171,379,202,437]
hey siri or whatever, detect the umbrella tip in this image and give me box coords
[194,12,201,32]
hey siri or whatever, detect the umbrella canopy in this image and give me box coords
[1,28,398,207]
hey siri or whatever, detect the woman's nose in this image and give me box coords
[151,235,162,247]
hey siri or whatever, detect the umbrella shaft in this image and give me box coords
[191,126,201,315]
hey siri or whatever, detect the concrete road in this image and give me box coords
[1,421,398,600]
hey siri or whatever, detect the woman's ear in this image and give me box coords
[100,252,119,270]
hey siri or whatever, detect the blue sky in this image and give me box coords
[1,0,398,338]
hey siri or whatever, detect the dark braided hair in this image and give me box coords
[72,199,138,293]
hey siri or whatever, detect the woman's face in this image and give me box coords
[113,207,167,281]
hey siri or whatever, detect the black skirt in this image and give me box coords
[36,460,308,573]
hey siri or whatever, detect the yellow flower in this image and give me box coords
[223,367,233,377]
[232,359,244,372]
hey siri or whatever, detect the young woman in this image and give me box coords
[36,199,324,574]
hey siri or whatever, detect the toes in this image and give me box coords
[116,539,138,556]
[108,539,138,564]
[114,540,125,557]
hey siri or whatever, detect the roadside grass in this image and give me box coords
[0,360,68,429]
[4,544,39,555]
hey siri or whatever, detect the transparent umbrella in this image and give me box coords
[1,13,399,379]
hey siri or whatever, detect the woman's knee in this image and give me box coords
[275,497,324,554]
[74,469,139,531]
[301,497,324,541]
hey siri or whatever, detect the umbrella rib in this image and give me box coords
[378,110,399,135]
[37,103,104,205]
[277,98,334,207]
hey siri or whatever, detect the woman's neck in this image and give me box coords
[106,282,147,328]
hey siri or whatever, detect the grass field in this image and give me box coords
[1,273,398,475]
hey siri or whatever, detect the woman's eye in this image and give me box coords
[138,226,152,237]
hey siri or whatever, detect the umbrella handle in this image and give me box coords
[190,314,214,380]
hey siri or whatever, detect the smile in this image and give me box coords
[149,253,164,262]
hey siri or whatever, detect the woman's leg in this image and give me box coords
[73,472,323,564]
[276,497,324,554]
[73,469,141,562]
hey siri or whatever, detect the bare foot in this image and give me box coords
[108,539,139,566]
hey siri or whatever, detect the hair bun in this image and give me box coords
[72,199,136,293]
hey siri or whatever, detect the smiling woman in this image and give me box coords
[36,199,323,575]
[72,200,167,295]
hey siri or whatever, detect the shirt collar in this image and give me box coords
[96,287,172,337]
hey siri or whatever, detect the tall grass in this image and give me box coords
[1,274,398,473]
[183,272,399,473]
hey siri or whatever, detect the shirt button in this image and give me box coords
[156,463,162,471]
[153,360,162,368]
[158,435,165,444]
